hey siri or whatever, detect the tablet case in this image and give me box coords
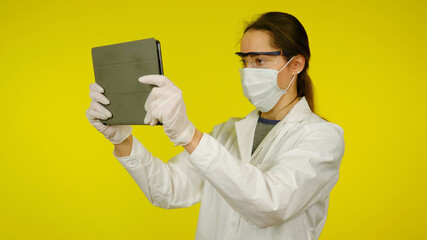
[91,38,163,125]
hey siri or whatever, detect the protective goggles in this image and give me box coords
[235,51,292,68]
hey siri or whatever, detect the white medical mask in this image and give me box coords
[239,56,296,112]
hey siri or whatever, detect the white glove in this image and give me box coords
[139,75,195,146]
[86,82,132,144]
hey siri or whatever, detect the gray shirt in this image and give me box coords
[252,116,281,155]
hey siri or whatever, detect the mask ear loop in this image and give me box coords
[276,56,296,93]
[278,56,295,73]
[282,74,296,92]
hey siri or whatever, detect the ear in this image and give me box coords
[291,54,305,74]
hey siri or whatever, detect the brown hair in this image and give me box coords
[244,12,315,112]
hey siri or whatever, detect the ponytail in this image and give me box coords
[297,69,315,113]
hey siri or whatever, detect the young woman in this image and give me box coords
[86,12,345,240]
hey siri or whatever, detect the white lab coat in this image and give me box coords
[114,97,345,240]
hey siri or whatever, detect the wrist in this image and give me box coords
[114,135,133,157]
[184,129,203,154]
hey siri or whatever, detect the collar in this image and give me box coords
[234,97,312,163]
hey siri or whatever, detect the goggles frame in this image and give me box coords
[235,50,292,57]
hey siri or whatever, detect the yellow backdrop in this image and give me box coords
[1,0,426,239]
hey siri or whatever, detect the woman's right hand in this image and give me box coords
[86,82,132,145]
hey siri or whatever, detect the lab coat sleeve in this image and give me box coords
[113,135,204,209]
[187,124,344,228]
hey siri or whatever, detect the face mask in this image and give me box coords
[239,56,296,112]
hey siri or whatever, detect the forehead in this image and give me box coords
[240,30,278,53]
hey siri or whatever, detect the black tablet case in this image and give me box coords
[91,38,162,125]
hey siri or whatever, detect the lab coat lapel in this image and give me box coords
[235,109,259,163]
[250,97,313,160]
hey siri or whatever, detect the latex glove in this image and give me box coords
[139,75,195,146]
[86,82,132,144]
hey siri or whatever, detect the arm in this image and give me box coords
[136,74,345,225]
[114,135,204,209]
[186,125,344,228]
[184,129,203,154]
[114,134,133,157]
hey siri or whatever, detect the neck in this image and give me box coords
[260,94,300,120]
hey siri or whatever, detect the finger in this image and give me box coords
[144,91,154,109]
[86,102,110,120]
[138,75,173,87]
[144,109,159,126]
[144,106,154,125]
[148,90,180,126]
[144,95,160,126]
[144,113,150,125]
[86,107,110,120]
[89,91,110,105]
[150,108,164,125]
[89,82,104,93]
[144,111,158,126]
[91,101,112,119]
[144,92,153,123]
[86,108,97,120]
[149,117,159,126]
[89,117,108,132]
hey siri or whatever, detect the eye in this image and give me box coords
[255,58,266,65]
[240,59,247,67]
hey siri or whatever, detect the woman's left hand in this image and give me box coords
[139,75,196,146]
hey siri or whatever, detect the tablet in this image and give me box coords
[91,38,163,125]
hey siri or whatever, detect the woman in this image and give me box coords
[86,12,345,240]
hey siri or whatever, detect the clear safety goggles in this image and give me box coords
[235,51,292,69]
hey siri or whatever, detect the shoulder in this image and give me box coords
[284,97,343,137]
[294,112,345,155]
[302,112,343,134]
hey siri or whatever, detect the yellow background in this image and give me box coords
[1,0,426,239]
